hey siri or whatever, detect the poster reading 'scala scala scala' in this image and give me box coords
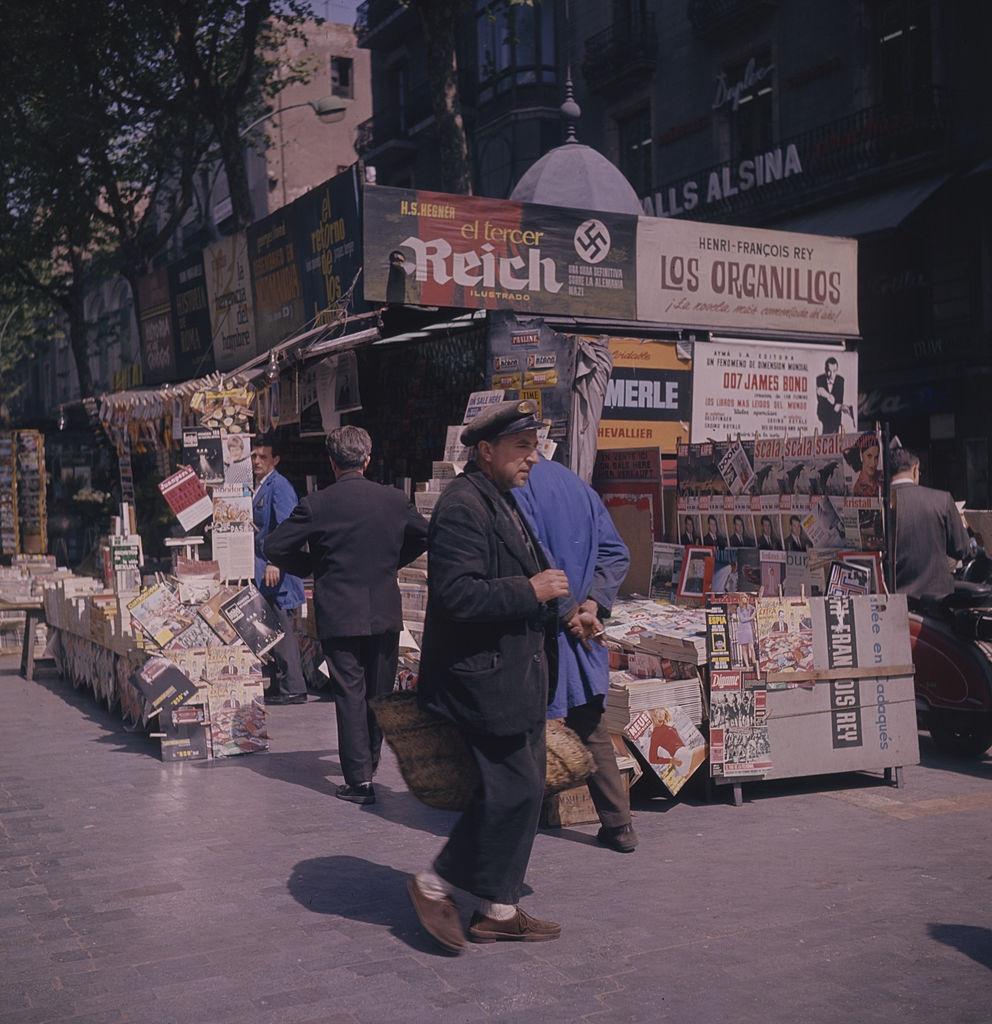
[636,218,859,338]
[690,339,859,440]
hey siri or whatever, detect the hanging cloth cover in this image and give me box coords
[568,335,613,483]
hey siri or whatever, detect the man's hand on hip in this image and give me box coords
[530,569,570,604]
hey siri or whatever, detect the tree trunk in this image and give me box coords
[216,111,256,230]
[64,282,94,400]
[414,0,473,195]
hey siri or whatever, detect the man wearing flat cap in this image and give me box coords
[409,400,571,953]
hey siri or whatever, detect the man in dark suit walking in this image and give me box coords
[409,400,570,954]
[265,426,428,805]
[891,446,968,599]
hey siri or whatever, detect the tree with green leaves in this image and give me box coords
[0,0,318,401]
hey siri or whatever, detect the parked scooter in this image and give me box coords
[909,550,992,757]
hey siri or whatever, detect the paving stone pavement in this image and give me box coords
[1,656,991,1024]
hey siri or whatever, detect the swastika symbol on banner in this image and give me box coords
[574,219,612,264]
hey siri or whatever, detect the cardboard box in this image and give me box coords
[541,765,637,828]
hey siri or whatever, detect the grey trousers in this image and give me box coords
[267,606,306,697]
[564,701,631,830]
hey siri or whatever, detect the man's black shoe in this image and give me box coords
[264,693,286,705]
[596,823,638,853]
[335,783,375,805]
[283,694,308,704]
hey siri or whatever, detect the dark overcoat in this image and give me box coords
[417,464,558,737]
[264,473,428,639]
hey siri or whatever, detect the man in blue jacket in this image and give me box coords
[515,456,636,853]
[251,435,307,705]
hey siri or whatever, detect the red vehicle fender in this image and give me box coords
[910,613,992,713]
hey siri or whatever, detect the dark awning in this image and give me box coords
[772,174,949,238]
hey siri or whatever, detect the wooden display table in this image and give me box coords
[0,600,47,681]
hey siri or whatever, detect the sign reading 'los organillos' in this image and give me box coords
[363,186,637,320]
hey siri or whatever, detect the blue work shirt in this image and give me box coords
[515,457,629,718]
[253,470,306,610]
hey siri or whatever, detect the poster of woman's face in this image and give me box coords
[223,433,253,487]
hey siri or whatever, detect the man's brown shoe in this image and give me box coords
[407,878,466,955]
[468,907,562,943]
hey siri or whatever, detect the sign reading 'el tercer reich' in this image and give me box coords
[363,186,638,320]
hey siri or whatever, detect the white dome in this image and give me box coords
[510,143,643,216]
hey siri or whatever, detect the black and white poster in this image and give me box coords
[691,339,858,440]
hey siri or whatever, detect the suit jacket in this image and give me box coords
[417,464,558,737]
[816,372,845,433]
[253,470,305,609]
[264,473,428,638]
[892,481,969,599]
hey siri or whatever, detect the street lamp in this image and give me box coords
[239,96,350,138]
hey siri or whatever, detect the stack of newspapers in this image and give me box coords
[605,670,705,733]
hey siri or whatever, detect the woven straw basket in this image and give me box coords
[370,691,595,812]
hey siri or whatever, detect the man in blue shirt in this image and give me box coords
[515,456,636,853]
[252,435,307,704]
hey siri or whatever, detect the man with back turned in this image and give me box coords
[265,426,428,805]
[410,400,570,954]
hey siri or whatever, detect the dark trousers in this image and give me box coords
[267,606,306,697]
[322,633,399,786]
[435,722,546,905]
[565,702,630,830]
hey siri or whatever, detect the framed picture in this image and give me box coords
[837,550,886,594]
[676,545,716,603]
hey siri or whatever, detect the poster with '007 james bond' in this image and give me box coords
[690,339,858,441]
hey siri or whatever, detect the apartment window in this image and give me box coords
[476,1,556,102]
[716,49,775,162]
[875,0,932,109]
[612,0,650,31]
[617,107,652,197]
[331,56,354,99]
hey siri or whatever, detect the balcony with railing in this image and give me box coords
[582,13,658,97]
[354,0,408,48]
[687,0,779,39]
[358,70,482,161]
[645,86,949,222]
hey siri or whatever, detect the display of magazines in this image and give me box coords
[15,430,46,554]
[127,583,196,648]
[624,707,707,796]
[220,584,285,657]
[158,466,213,531]
[0,432,18,555]
[211,486,255,582]
[705,601,772,778]
[676,431,884,553]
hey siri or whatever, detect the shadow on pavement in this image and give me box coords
[928,924,992,970]
[22,663,160,759]
[212,747,344,796]
[364,784,459,839]
[917,732,992,780]
[287,855,454,957]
